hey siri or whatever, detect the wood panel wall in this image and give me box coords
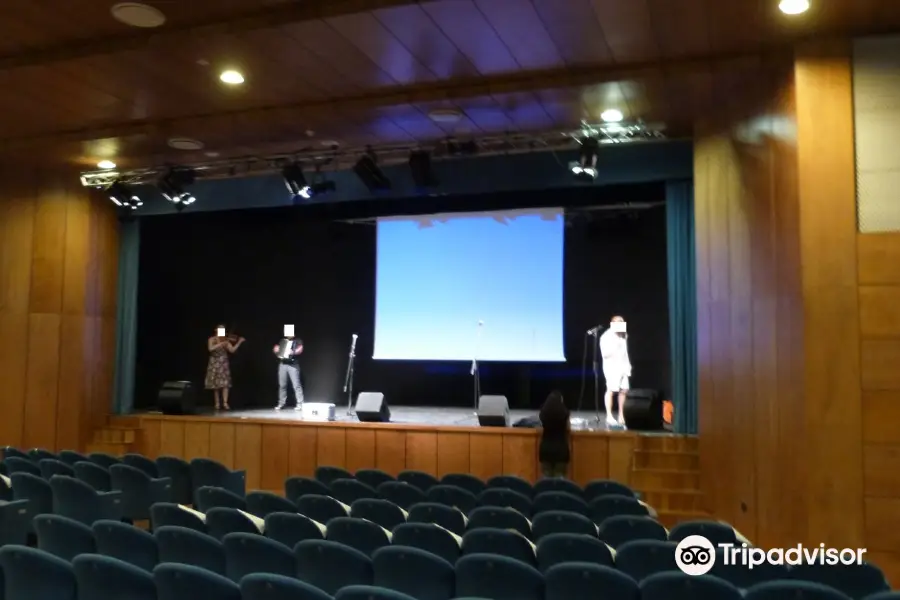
[859,233,900,582]
[0,168,119,452]
[136,416,636,493]
[695,42,866,557]
[694,57,806,550]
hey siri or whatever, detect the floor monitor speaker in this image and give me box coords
[477,395,509,427]
[158,381,196,415]
[356,392,390,423]
[622,389,664,431]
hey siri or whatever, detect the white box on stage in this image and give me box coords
[302,403,335,422]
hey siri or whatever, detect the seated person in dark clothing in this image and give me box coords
[539,390,571,477]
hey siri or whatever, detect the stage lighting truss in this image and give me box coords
[77,124,666,189]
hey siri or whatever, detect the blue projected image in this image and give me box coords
[374,208,566,362]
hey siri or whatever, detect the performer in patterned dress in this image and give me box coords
[206,325,244,410]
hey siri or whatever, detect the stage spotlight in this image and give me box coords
[354,150,391,192]
[158,167,197,207]
[107,180,142,211]
[409,150,438,188]
[282,162,311,199]
[572,137,599,181]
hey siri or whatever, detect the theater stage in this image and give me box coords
[122,404,695,521]
[135,404,628,431]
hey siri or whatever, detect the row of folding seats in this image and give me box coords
[285,475,648,523]
[1,539,893,600]
[3,447,245,505]
[309,464,636,500]
[144,501,891,599]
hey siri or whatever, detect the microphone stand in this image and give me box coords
[343,335,358,416]
[587,325,606,425]
[471,322,483,413]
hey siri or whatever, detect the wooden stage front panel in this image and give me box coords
[134,414,639,494]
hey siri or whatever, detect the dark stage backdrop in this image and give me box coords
[135,185,670,412]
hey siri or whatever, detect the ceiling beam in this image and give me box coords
[0,0,436,70]
[0,49,787,151]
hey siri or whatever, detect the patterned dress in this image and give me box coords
[205,343,232,389]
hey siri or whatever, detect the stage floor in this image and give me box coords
[134,405,640,433]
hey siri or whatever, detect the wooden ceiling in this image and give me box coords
[0,0,898,170]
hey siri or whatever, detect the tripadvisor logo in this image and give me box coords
[675,535,867,576]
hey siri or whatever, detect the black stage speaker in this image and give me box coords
[158,381,196,415]
[356,392,390,423]
[477,395,509,427]
[623,389,664,431]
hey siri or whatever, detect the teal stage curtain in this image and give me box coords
[666,181,699,434]
[112,218,140,414]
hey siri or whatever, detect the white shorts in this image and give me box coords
[605,372,630,393]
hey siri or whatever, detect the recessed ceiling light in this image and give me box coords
[97,160,116,170]
[168,138,204,150]
[428,109,462,123]
[110,3,166,28]
[779,0,809,14]
[601,109,624,123]
[320,140,340,147]
[205,151,220,158]
[219,70,244,85]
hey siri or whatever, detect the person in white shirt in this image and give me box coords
[599,315,631,428]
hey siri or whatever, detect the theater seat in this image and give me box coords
[0,545,77,600]
[247,491,296,518]
[640,571,742,600]
[241,573,333,600]
[296,494,348,524]
[34,514,96,561]
[744,581,853,600]
[372,545,455,600]
[532,511,597,540]
[204,507,259,540]
[391,522,461,565]
[153,563,241,600]
[377,481,426,509]
[532,478,581,498]
[356,469,394,489]
[535,533,615,572]
[223,532,295,582]
[315,466,353,486]
[264,512,325,548]
[326,516,391,557]
[397,470,439,492]
[583,479,635,501]
[441,473,486,497]
[295,539,373,595]
[455,553,544,600]
[285,476,330,502]
[74,461,112,492]
[335,586,418,600]
[93,519,159,573]
[614,540,679,583]
[467,506,532,539]
[597,515,667,548]
[462,528,536,567]
[546,562,638,600]
[351,498,407,531]
[489,475,535,498]
[73,554,157,600]
[150,502,207,533]
[190,459,245,497]
[155,525,226,576]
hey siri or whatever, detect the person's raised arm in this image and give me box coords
[208,337,225,352]
[227,337,245,353]
[273,343,280,354]
[293,342,304,355]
